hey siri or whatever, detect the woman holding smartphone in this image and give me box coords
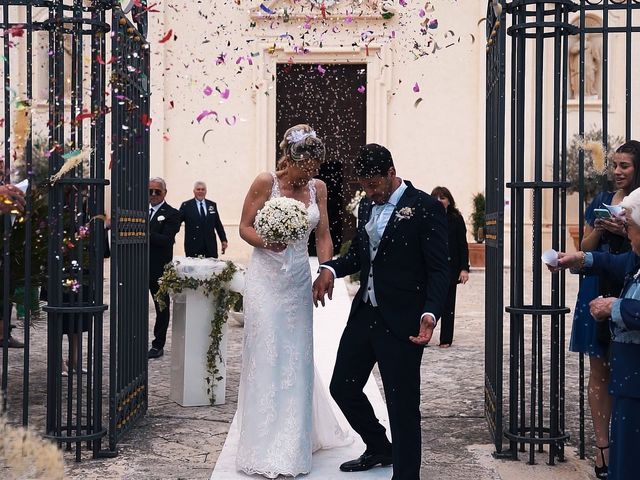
[570,140,640,479]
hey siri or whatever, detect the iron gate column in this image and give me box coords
[502,0,576,464]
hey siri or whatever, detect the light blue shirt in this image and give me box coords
[369,180,408,240]
[362,181,408,306]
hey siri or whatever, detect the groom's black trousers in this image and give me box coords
[330,302,424,480]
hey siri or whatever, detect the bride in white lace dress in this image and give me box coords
[237,125,350,478]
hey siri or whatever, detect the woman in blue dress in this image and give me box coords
[570,140,640,478]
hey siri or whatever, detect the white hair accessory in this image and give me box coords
[287,128,316,144]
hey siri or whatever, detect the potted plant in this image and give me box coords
[566,128,623,248]
[468,192,486,268]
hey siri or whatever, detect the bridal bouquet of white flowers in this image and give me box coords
[254,197,310,244]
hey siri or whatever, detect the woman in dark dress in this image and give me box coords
[431,187,469,348]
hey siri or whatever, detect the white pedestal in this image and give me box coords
[170,289,228,406]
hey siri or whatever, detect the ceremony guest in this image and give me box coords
[313,144,450,480]
[431,186,469,348]
[549,184,640,480]
[148,178,180,359]
[570,139,640,478]
[179,181,228,258]
[236,124,349,477]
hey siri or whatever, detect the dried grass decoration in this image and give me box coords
[49,147,93,184]
[12,98,31,162]
[0,395,64,479]
[583,140,606,171]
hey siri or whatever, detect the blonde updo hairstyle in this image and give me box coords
[277,124,326,169]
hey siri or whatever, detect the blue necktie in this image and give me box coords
[199,201,206,220]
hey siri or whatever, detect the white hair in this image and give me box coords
[193,181,207,189]
[620,187,640,226]
[149,177,166,191]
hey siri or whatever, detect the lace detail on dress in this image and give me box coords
[309,178,317,204]
[236,174,348,478]
[269,171,281,199]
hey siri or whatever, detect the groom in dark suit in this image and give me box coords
[148,177,181,359]
[313,144,450,480]
[179,181,228,258]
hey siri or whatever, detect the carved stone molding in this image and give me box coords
[250,0,387,21]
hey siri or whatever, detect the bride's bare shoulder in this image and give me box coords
[251,172,275,188]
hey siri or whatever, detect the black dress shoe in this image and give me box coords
[339,451,393,472]
[148,347,164,359]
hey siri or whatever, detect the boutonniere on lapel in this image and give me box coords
[208,205,215,214]
[394,207,414,221]
[156,215,165,222]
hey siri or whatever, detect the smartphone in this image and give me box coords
[594,208,612,219]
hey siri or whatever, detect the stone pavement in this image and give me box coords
[2,266,599,480]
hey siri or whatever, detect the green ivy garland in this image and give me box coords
[155,260,242,405]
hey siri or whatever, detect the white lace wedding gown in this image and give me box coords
[236,173,350,478]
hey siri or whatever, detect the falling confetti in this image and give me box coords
[413,82,420,93]
[96,54,116,65]
[196,110,218,123]
[159,29,173,44]
[414,98,423,108]
[260,3,276,15]
[357,85,366,94]
[202,129,214,143]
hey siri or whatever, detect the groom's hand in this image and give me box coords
[312,269,334,307]
[409,314,436,346]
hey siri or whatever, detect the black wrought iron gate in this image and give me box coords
[484,0,506,456]
[485,0,640,465]
[0,0,149,460]
[107,5,150,454]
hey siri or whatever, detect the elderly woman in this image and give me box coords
[552,186,640,480]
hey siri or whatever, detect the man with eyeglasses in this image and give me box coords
[148,177,181,359]
[179,181,228,258]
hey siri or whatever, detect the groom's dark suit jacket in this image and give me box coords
[179,198,227,258]
[327,181,450,340]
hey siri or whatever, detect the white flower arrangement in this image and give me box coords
[254,197,310,244]
[346,190,366,217]
[395,207,415,221]
[156,215,165,222]
[287,128,317,144]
